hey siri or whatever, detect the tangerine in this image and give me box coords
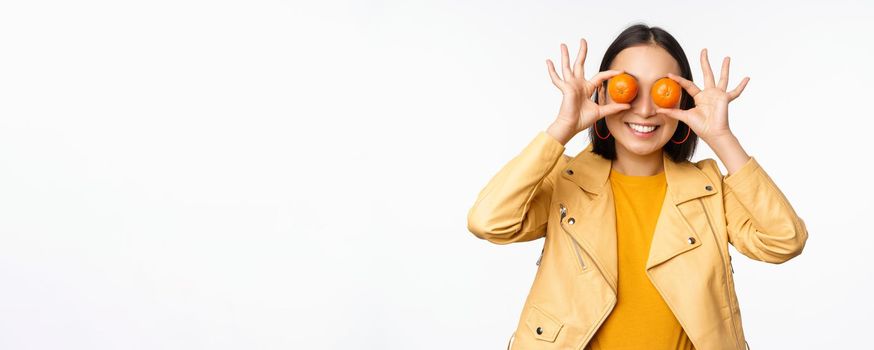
[607,73,638,104]
[651,77,682,108]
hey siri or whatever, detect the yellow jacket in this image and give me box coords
[467,131,808,350]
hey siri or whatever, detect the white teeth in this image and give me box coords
[627,123,657,133]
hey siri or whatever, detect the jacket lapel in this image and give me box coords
[646,150,719,270]
[559,143,720,291]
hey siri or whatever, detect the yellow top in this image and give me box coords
[588,167,695,350]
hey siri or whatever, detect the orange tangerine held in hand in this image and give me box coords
[651,77,682,108]
[607,73,638,104]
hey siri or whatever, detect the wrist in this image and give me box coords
[708,133,751,175]
[546,121,575,146]
[707,132,738,149]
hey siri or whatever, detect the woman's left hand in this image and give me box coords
[656,48,750,144]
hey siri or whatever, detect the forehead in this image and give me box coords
[609,44,682,83]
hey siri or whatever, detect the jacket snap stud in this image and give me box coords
[565,169,574,175]
[687,237,696,244]
[559,204,566,218]
[568,217,575,225]
[536,326,543,335]
[705,185,713,191]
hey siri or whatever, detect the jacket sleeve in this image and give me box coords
[721,156,808,264]
[466,131,568,245]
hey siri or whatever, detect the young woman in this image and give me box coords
[467,24,808,350]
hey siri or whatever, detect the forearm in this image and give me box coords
[708,133,751,176]
[722,154,808,263]
[467,131,567,244]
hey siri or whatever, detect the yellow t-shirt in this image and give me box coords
[588,168,694,350]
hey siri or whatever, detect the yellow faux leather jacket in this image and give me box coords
[467,131,808,350]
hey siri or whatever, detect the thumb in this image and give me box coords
[656,108,690,125]
[598,103,631,118]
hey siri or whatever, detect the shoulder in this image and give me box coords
[550,153,573,178]
[692,157,719,170]
[553,153,572,170]
[692,157,724,182]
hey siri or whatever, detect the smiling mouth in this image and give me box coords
[625,122,660,134]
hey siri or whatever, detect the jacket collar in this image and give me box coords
[561,142,715,205]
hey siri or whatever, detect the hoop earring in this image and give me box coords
[594,119,611,140]
[671,124,691,144]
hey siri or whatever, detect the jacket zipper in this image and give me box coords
[559,203,586,270]
[559,204,613,350]
[559,221,616,350]
[699,198,744,350]
[730,254,734,274]
[570,238,587,270]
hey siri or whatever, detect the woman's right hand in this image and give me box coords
[545,38,630,143]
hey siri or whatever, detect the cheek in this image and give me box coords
[604,115,626,131]
[662,121,680,135]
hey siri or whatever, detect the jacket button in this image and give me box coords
[565,169,574,175]
[536,326,543,335]
[687,237,696,244]
[705,185,713,191]
[568,218,575,225]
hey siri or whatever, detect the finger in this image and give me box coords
[701,48,715,88]
[656,107,691,125]
[546,59,564,90]
[573,38,588,79]
[561,43,573,81]
[667,73,701,97]
[717,56,730,91]
[727,77,750,101]
[588,69,625,88]
[598,103,631,117]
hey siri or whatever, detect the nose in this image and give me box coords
[632,88,657,117]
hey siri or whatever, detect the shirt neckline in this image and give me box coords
[609,168,666,185]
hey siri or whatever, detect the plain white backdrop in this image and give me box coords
[1,0,872,349]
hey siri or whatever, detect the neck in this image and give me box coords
[612,145,665,176]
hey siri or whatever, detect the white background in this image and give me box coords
[1,0,872,349]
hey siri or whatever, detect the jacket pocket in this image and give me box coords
[524,303,564,343]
